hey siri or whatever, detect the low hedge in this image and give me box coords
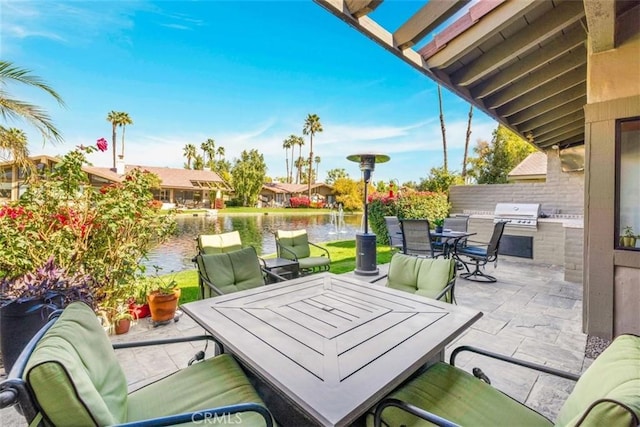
[368,190,450,245]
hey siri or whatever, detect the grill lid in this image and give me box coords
[494,203,541,227]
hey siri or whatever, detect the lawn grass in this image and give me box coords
[171,239,393,305]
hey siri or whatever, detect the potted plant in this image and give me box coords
[113,303,134,335]
[147,273,181,325]
[127,279,151,320]
[0,257,94,372]
[433,218,445,233]
[620,226,637,248]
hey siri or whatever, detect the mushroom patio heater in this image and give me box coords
[346,153,390,276]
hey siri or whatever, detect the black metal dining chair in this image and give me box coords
[399,219,445,258]
[453,221,507,282]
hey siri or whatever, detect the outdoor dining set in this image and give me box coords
[0,226,638,426]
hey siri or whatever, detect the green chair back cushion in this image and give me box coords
[198,247,265,295]
[199,231,242,254]
[277,230,311,259]
[371,362,552,427]
[555,334,640,426]
[24,302,128,426]
[387,253,455,302]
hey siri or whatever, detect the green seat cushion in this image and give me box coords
[127,353,269,426]
[199,231,243,254]
[24,302,128,426]
[555,334,640,426]
[387,254,455,302]
[372,362,552,427]
[198,247,265,295]
[277,230,311,260]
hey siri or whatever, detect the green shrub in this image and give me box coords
[368,190,450,244]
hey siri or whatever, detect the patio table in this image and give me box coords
[181,272,482,426]
[431,230,476,258]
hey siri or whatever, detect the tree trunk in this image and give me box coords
[111,124,117,169]
[438,85,448,171]
[462,104,473,178]
[121,125,126,159]
[308,136,313,198]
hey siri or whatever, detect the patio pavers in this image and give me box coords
[0,259,589,425]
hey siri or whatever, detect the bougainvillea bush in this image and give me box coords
[368,189,450,245]
[0,141,175,311]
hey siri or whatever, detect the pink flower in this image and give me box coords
[96,138,108,152]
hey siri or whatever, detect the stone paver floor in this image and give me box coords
[1,259,591,425]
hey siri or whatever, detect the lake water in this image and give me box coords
[142,212,363,273]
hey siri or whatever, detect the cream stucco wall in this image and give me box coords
[583,11,640,339]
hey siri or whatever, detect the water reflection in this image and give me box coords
[143,213,362,273]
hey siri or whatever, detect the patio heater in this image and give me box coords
[347,153,390,276]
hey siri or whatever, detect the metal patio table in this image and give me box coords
[182,272,482,427]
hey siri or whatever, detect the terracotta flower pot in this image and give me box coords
[147,289,181,322]
[115,318,131,335]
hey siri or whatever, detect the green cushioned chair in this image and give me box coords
[372,334,640,427]
[275,229,330,275]
[0,302,274,426]
[195,246,285,298]
[373,253,456,303]
[197,230,243,255]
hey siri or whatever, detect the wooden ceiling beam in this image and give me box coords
[344,0,382,18]
[535,127,584,146]
[538,134,584,149]
[394,0,470,50]
[484,47,586,109]
[452,0,585,86]
[529,119,584,142]
[471,25,585,99]
[511,97,586,133]
[495,66,586,116]
[421,0,538,69]
[584,0,616,53]
[520,109,584,135]
[507,85,585,124]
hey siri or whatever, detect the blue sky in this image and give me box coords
[2,0,498,184]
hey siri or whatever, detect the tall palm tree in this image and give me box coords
[294,157,305,184]
[314,155,321,183]
[216,145,225,161]
[200,138,215,169]
[106,111,119,168]
[296,137,305,184]
[303,114,323,197]
[290,135,304,184]
[117,112,133,159]
[282,135,299,184]
[462,104,474,178]
[0,60,65,144]
[183,143,197,169]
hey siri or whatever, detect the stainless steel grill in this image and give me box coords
[494,203,541,228]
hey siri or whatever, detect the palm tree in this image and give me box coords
[462,104,473,178]
[106,111,119,168]
[183,144,197,169]
[216,145,225,161]
[117,112,133,159]
[303,114,323,197]
[314,155,321,183]
[0,126,32,173]
[294,157,305,184]
[290,135,304,184]
[296,137,304,184]
[201,138,215,169]
[282,135,297,184]
[0,60,65,144]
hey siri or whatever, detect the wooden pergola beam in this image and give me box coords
[344,0,382,18]
[584,0,616,53]
[471,25,585,99]
[484,47,586,109]
[393,0,470,50]
[452,0,585,86]
[520,109,584,135]
[507,85,585,124]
